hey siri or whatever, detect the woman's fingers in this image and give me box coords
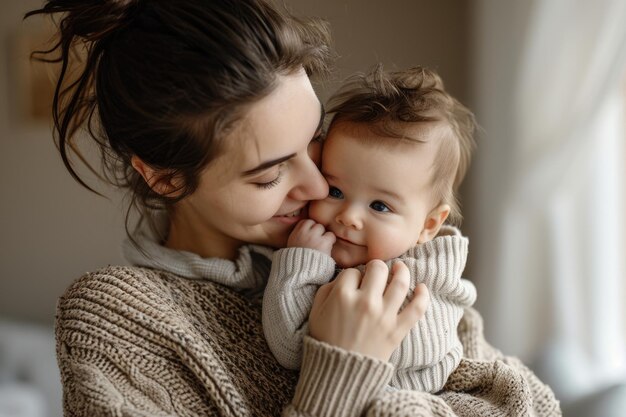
[309,259,430,362]
[332,267,362,293]
[358,259,390,295]
[396,282,430,332]
[382,261,411,308]
[312,279,334,305]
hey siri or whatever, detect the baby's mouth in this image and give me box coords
[335,235,363,247]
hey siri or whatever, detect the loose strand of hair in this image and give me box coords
[56,40,107,196]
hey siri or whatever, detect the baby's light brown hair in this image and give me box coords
[326,65,477,225]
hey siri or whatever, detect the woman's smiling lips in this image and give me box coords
[272,206,307,225]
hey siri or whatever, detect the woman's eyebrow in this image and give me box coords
[242,154,296,176]
[242,102,325,177]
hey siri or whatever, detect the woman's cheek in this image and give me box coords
[232,188,285,224]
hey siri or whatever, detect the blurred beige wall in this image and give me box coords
[289,0,470,102]
[0,1,470,324]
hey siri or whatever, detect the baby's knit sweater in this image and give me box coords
[53,217,561,416]
[263,226,476,392]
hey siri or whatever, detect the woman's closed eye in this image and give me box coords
[328,186,344,199]
[255,176,282,189]
[253,165,284,189]
[370,200,391,212]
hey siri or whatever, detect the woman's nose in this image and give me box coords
[289,157,328,201]
[335,204,364,230]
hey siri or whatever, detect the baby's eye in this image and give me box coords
[370,200,391,212]
[328,186,344,199]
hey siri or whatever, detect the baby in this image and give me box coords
[263,65,477,392]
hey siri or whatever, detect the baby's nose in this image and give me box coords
[335,205,364,230]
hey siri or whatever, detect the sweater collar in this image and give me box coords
[122,211,274,290]
[351,225,468,281]
[400,225,469,280]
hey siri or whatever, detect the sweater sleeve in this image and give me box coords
[283,336,395,417]
[287,308,560,417]
[347,308,561,417]
[262,247,336,369]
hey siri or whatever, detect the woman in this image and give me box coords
[27,0,560,416]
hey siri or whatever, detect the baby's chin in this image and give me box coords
[333,258,360,268]
[331,245,368,268]
[331,245,409,268]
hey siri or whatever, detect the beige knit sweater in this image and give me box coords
[53,221,561,416]
[263,226,476,393]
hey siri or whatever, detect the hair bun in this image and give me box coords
[25,0,142,42]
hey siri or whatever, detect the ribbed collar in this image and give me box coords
[401,225,469,277]
[123,214,467,290]
[356,225,469,283]
[122,212,274,290]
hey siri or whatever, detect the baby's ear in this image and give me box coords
[131,155,185,197]
[417,204,450,243]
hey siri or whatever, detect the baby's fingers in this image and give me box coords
[322,230,336,242]
[295,219,315,233]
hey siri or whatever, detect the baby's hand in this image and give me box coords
[288,219,336,255]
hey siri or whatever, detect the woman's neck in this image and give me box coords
[166,211,242,260]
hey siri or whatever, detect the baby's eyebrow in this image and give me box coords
[371,186,404,203]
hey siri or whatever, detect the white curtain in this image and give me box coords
[472,0,626,407]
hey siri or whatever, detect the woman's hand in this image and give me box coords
[308,260,429,362]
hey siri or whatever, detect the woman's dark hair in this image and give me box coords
[25,0,332,231]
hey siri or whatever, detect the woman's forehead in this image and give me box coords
[206,72,322,178]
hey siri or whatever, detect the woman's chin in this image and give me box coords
[250,223,294,249]
[264,233,290,249]
[259,206,309,248]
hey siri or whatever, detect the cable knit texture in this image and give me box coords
[54,217,561,416]
[263,226,476,393]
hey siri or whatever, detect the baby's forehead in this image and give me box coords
[321,122,441,193]
[325,119,448,146]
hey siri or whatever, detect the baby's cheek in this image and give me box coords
[367,229,411,260]
[309,200,331,225]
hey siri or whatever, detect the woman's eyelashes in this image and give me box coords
[253,165,283,189]
[255,138,320,190]
[255,175,282,189]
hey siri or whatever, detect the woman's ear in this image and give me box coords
[417,204,450,243]
[131,155,184,197]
